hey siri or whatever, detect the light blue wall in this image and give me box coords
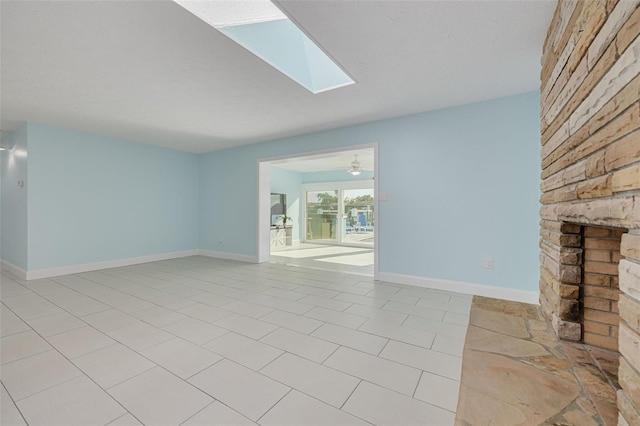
[270,166,302,241]
[0,124,29,270]
[378,95,540,290]
[2,92,540,294]
[301,170,374,184]
[26,123,199,270]
[200,92,541,291]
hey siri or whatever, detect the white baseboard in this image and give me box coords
[6,251,539,306]
[0,259,28,280]
[198,250,257,263]
[24,250,200,280]
[378,272,539,305]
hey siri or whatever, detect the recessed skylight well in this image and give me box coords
[174,0,355,93]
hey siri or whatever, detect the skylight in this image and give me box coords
[174,0,355,94]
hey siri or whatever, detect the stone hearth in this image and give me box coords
[456,296,619,425]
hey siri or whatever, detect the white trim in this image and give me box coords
[259,143,377,164]
[198,250,258,263]
[0,259,28,280]
[257,143,379,273]
[378,272,539,305]
[301,180,374,192]
[257,161,271,263]
[373,143,379,281]
[23,250,199,280]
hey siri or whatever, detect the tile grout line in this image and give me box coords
[1,375,30,425]
[254,388,294,424]
[1,303,146,420]
[3,257,471,425]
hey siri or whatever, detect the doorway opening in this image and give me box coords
[257,145,378,279]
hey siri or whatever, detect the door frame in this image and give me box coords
[257,143,379,280]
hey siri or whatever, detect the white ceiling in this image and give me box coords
[0,1,555,153]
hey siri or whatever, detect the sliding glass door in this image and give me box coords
[343,188,374,246]
[306,190,338,242]
[304,183,374,247]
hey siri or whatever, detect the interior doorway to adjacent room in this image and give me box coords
[257,145,378,278]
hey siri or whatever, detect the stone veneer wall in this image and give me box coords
[539,1,639,424]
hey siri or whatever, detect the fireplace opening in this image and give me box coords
[580,225,626,351]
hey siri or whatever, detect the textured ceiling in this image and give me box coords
[0,1,555,153]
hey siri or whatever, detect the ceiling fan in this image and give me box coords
[348,154,362,176]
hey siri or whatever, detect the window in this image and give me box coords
[303,182,374,247]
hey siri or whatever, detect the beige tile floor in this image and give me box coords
[0,256,470,426]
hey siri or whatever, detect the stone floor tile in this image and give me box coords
[457,351,582,424]
[464,325,549,358]
[469,308,530,338]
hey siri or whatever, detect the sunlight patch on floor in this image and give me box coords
[315,253,374,266]
[272,246,365,259]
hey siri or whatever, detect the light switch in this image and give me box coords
[378,192,388,201]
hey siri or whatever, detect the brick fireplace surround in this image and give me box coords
[539,1,639,424]
[581,225,626,351]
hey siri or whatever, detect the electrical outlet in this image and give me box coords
[219,236,224,244]
[484,258,494,270]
